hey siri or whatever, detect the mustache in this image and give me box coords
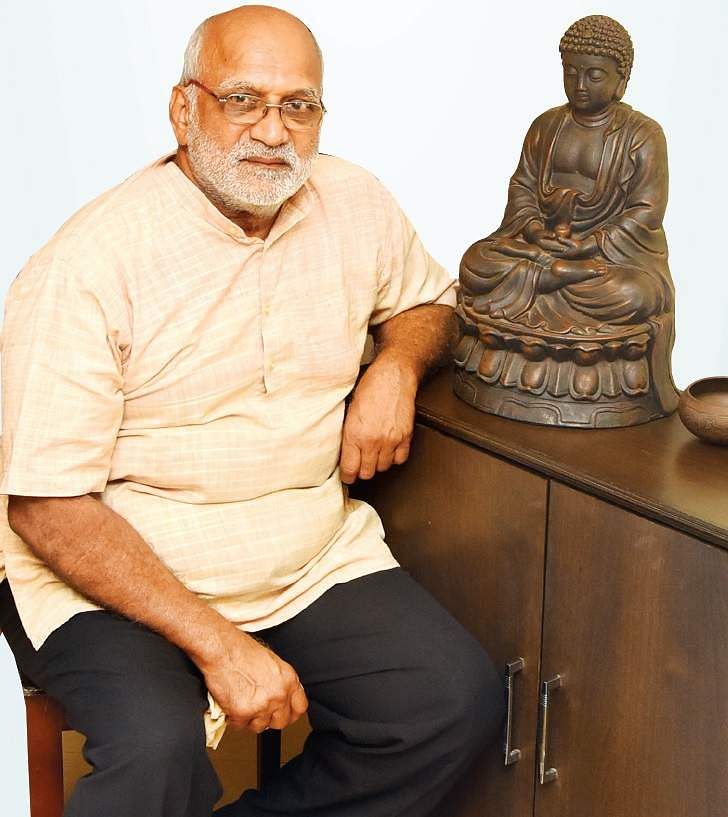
[229,141,299,165]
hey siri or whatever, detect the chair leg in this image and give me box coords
[257,730,281,790]
[25,695,65,817]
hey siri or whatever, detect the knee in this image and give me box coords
[622,282,650,319]
[424,639,505,763]
[88,702,208,778]
[440,640,506,761]
[461,239,486,270]
[615,271,664,322]
[72,700,221,814]
[460,242,494,289]
[129,712,206,769]
[410,636,505,766]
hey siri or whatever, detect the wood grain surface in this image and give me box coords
[353,424,548,817]
[537,483,728,817]
[416,369,728,550]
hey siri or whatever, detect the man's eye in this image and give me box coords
[588,70,606,81]
[565,68,577,77]
[284,100,316,113]
[227,95,260,112]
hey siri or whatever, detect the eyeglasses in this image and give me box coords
[186,79,325,131]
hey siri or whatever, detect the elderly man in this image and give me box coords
[0,6,504,817]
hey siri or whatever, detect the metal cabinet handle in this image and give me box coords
[503,657,525,765]
[538,674,562,784]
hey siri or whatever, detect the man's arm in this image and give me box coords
[7,494,307,733]
[339,303,456,484]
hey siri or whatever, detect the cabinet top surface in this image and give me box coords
[416,369,728,549]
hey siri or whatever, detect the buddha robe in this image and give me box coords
[460,103,673,334]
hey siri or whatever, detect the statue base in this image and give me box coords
[452,312,679,429]
[454,367,667,428]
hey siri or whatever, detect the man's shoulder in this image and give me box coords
[307,154,392,204]
[15,157,174,296]
[36,157,174,263]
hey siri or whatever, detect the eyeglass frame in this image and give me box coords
[184,79,326,130]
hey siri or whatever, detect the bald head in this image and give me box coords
[181,5,323,91]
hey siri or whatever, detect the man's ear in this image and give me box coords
[614,75,627,101]
[169,85,191,147]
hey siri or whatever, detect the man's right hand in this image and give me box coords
[7,494,308,736]
[196,626,309,733]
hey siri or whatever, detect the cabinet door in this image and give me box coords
[537,482,728,817]
[353,424,547,817]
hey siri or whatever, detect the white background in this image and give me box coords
[1,1,726,814]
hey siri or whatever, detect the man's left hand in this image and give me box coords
[339,353,418,484]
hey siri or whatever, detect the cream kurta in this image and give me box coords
[0,153,455,651]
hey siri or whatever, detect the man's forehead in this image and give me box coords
[211,58,322,97]
[202,18,322,91]
[216,76,321,101]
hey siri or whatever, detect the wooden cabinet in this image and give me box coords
[353,370,728,817]
[355,425,547,817]
[538,483,728,817]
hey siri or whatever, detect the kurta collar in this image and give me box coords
[156,153,314,246]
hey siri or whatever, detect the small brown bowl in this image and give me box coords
[678,377,728,445]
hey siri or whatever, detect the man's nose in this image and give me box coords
[576,71,587,92]
[248,106,289,148]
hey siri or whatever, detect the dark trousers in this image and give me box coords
[3,567,505,817]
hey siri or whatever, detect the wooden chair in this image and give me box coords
[20,679,66,817]
[1,585,282,817]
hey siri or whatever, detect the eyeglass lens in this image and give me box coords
[224,97,322,130]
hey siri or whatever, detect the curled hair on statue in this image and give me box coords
[559,15,634,84]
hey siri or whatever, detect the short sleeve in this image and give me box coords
[369,189,456,326]
[0,255,125,497]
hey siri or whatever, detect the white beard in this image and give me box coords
[185,115,318,214]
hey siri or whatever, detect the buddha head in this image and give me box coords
[559,15,634,116]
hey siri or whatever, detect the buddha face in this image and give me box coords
[561,51,626,115]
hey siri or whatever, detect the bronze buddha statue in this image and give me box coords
[455,15,679,427]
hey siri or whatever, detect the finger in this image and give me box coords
[376,443,396,473]
[339,439,361,484]
[392,440,411,466]
[357,443,380,480]
[268,705,292,731]
[247,715,273,734]
[291,683,308,715]
[226,714,253,730]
